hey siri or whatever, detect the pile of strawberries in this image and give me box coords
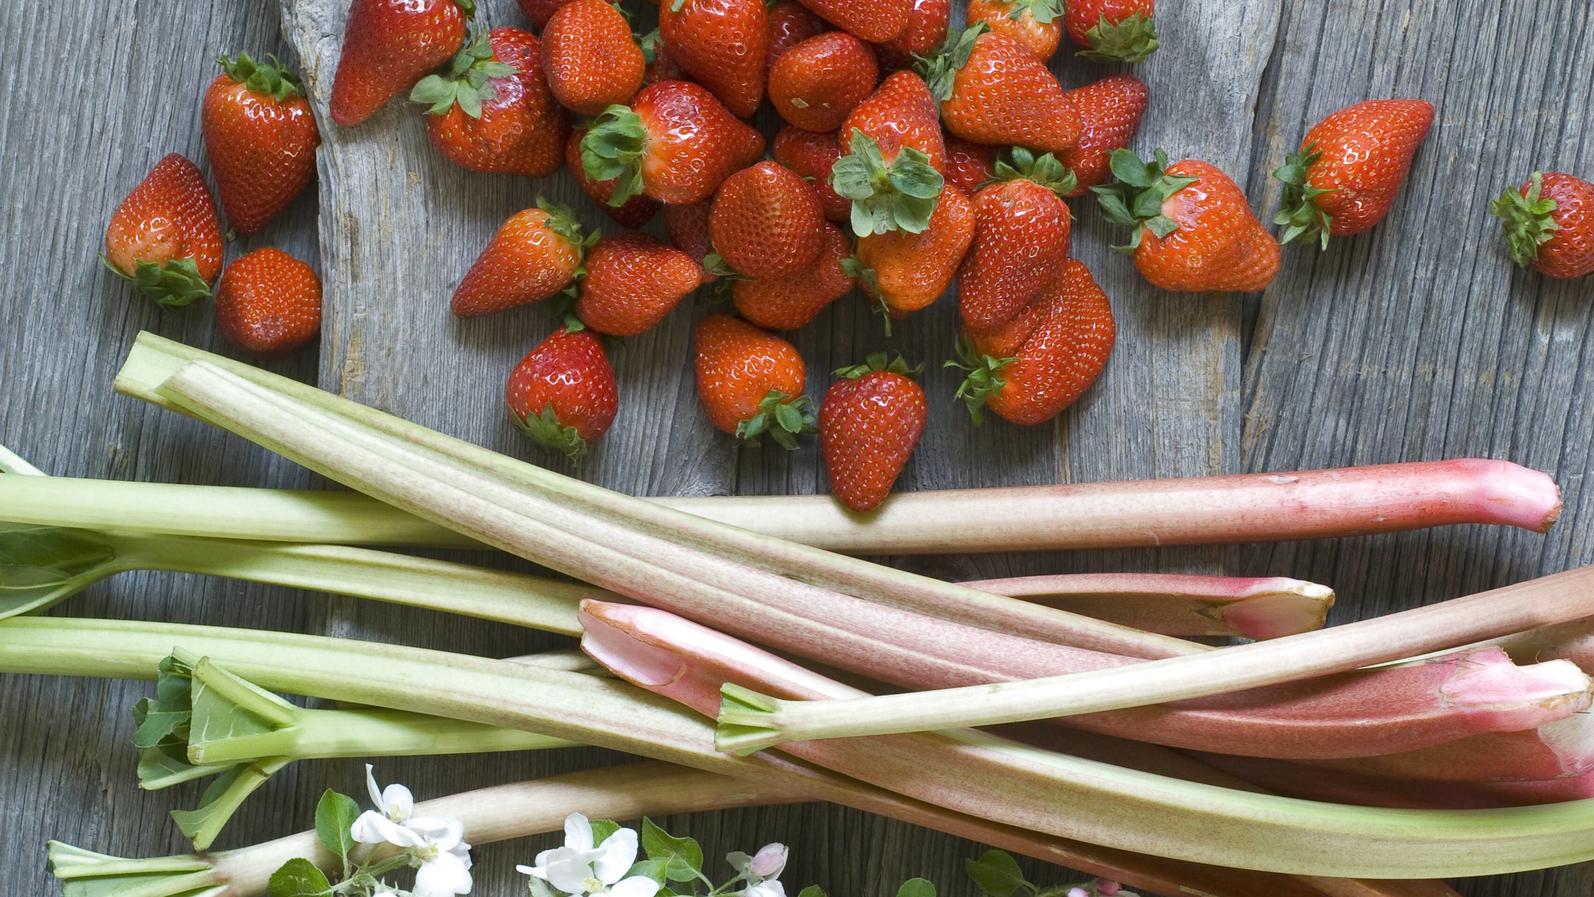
[102,0,1594,513]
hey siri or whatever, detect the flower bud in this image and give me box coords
[749,843,789,879]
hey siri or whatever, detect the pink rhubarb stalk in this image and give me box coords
[1304,714,1594,784]
[1198,753,1594,809]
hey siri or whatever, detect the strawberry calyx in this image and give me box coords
[410,30,516,119]
[453,0,477,16]
[840,257,894,334]
[995,147,1077,197]
[736,390,817,450]
[836,352,921,380]
[582,105,649,207]
[915,23,986,103]
[511,403,590,461]
[701,254,748,282]
[1079,11,1158,64]
[1007,0,1062,24]
[1090,148,1198,253]
[538,197,600,254]
[832,130,945,237]
[1272,144,1336,250]
[217,53,304,102]
[1490,172,1562,268]
[103,256,214,309]
[639,29,665,63]
[946,336,1015,425]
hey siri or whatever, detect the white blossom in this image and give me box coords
[351,765,473,897]
[728,842,787,897]
[517,814,657,897]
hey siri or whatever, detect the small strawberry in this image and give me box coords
[958,147,1075,329]
[831,72,947,236]
[766,0,826,69]
[797,0,910,43]
[658,0,768,119]
[103,154,223,308]
[452,199,595,317]
[640,30,688,84]
[201,54,320,235]
[330,0,471,127]
[951,259,1114,425]
[1066,0,1157,64]
[1059,74,1149,196]
[944,135,997,194]
[1274,99,1434,249]
[733,222,855,330]
[505,327,618,460]
[581,80,766,205]
[772,126,852,222]
[541,0,645,116]
[918,24,1081,154]
[873,0,950,71]
[1492,171,1594,280]
[213,248,322,356]
[851,182,974,319]
[769,32,880,133]
[821,353,926,511]
[967,0,1063,61]
[708,161,826,279]
[694,314,816,447]
[568,128,660,228]
[518,0,573,27]
[1094,149,1280,293]
[664,200,719,281]
[575,233,705,335]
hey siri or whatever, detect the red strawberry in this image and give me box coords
[541,0,645,116]
[958,148,1074,329]
[1066,0,1158,64]
[506,327,618,460]
[568,128,660,228]
[694,315,816,447]
[103,154,223,308]
[797,0,910,43]
[518,0,573,27]
[944,136,997,194]
[952,259,1114,425]
[873,0,950,70]
[664,200,719,281]
[967,0,1063,61]
[330,0,470,127]
[1274,99,1434,248]
[852,181,973,319]
[1059,74,1149,196]
[840,71,947,173]
[769,32,879,133]
[213,248,322,356]
[201,54,320,235]
[452,199,595,317]
[766,0,826,69]
[772,126,852,222]
[641,30,689,84]
[821,353,926,511]
[1095,150,1280,293]
[733,222,855,330]
[919,24,1081,153]
[708,161,826,278]
[575,233,705,335]
[1493,172,1594,280]
[658,0,768,118]
[832,71,947,236]
[964,292,1046,357]
[581,80,766,205]
[412,28,568,178]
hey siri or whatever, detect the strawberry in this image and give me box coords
[952,259,1114,425]
[568,128,660,228]
[1066,0,1157,63]
[505,327,618,460]
[873,0,950,71]
[967,0,1063,61]
[103,154,223,308]
[1094,149,1280,293]
[452,199,595,317]
[541,0,645,116]
[694,314,816,447]
[575,233,705,335]
[772,126,852,222]
[201,54,320,235]
[213,248,322,356]
[733,222,855,330]
[518,0,573,27]
[958,147,1075,329]
[1492,171,1594,280]
[663,200,719,281]
[412,28,568,178]
[831,72,947,236]
[944,135,997,194]
[963,292,1046,356]
[820,353,926,511]
[918,24,1081,154]
[330,0,471,127]
[797,0,911,43]
[766,0,826,68]
[640,30,688,84]
[658,0,768,119]
[1059,74,1149,196]
[708,161,826,279]
[1274,99,1434,249]
[581,80,766,205]
[769,32,879,133]
[851,182,974,319]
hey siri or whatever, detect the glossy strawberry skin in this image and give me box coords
[659,0,769,118]
[873,0,949,70]
[1298,99,1433,236]
[839,71,947,171]
[635,81,767,204]
[103,154,224,291]
[733,222,855,330]
[331,0,468,127]
[944,136,997,195]
[797,0,911,43]
[576,233,705,336]
[772,127,852,222]
[452,206,585,317]
[568,128,660,228]
[857,183,974,315]
[965,293,1046,357]
[201,60,320,235]
[709,162,826,278]
[214,248,322,357]
[426,29,568,178]
[821,369,926,511]
[663,200,719,281]
[1136,160,1280,293]
[694,315,810,435]
[1060,74,1149,196]
[541,0,645,116]
[980,259,1115,425]
[958,178,1072,329]
[518,0,573,27]
[769,32,880,133]
[505,327,618,458]
[1066,0,1154,52]
[938,30,1081,154]
[766,0,826,68]
[968,0,1062,60]
[1520,173,1594,279]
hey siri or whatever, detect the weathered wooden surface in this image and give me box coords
[0,0,1591,894]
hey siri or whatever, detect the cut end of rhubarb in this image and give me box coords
[1217,580,1336,640]
[715,683,785,756]
[1457,459,1563,533]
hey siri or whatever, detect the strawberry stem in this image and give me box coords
[1490,171,1561,267]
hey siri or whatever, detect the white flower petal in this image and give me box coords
[605,875,661,897]
[546,855,599,895]
[564,813,594,853]
[382,782,416,821]
[414,850,473,897]
[364,764,384,810]
[593,828,638,884]
[408,815,466,851]
[745,882,785,897]
[351,811,425,849]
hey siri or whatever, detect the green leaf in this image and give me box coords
[0,523,117,618]
[108,256,214,308]
[266,858,331,897]
[1078,11,1159,64]
[590,818,624,845]
[628,858,671,885]
[1107,149,1153,188]
[641,818,703,877]
[582,106,648,206]
[172,759,290,850]
[965,850,1029,897]
[897,879,937,897]
[798,887,827,897]
[1490,171,1561,267]
[314,790,360,868]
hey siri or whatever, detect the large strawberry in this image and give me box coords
[821,353,926,511]
[831,72,947,236]
[658,0,768,118]
[732,222,855,330]
[796,0,910,43]
[772,126,852,222]
[943,136,997,194]
[103,154,223,308]
[412,28,568,178]
[213,248,323,357]
[581,80,766,205]
[1492,171,1594,280]
[952,259,1115,425]
[1095,149,1280,293]
[452,199,595,317]
[694,315,816,447]
[918,24,1081,153]
[1059,74,1149,195]
[958,147,1074,329]
[541,0,645,116]
[506,327,618,460]
[769,32,880,134]
[766,0,825,69]
[708,161,826,278]
[967,0,1063,61]
[330,0,471,127]
[518,0,573,27]
[873,0,950,70]
[201,54,320,235]
[1066,0,1157,63]
[575,233,705,335]
[851,182,974,319]
[1273,99,1433,249]
[568,128,660,229]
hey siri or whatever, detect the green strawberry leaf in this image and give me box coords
[1490,171,1561,267]
[1079,11,1159,63]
